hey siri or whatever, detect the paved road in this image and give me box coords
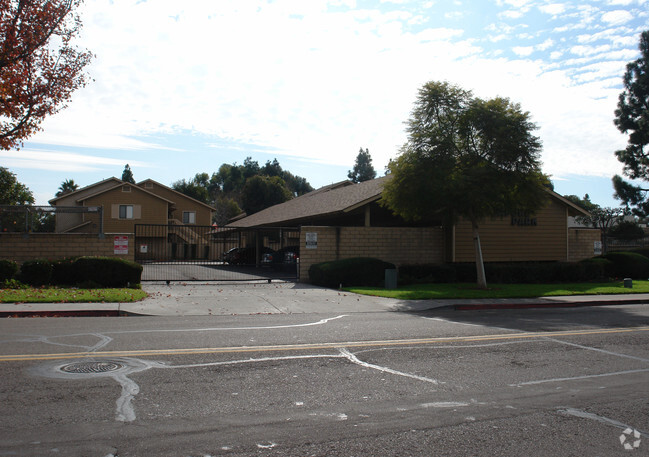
[1,302,649,456]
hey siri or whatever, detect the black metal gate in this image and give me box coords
[134,224,300,282]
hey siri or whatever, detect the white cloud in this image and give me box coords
[601,10,633,25]
[538,3,567,16]
[0,149,151,172]
[513,46,535,56]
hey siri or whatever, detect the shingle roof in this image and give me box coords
[229,176,391,228]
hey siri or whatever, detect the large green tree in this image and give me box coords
[348,147,377,183]
[381,81,549,288]
[612,30,649,216]
[241,175,292,215]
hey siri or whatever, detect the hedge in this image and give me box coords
[309,257,396,288]
[398,260,610,285]
[0,259,18,282]
[599,251,649,279]
[10,257,142,288]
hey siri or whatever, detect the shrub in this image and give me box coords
[309,257,395,288]
[19,259,53,286]
[600,251,649,279]
[0,259,18,283]
[51,257,78,286]
[399,264,457,285]
[2,278,28,289]
[71,257,143,287]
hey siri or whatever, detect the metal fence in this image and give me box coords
[134,224,300,282]
[0,205,103,234]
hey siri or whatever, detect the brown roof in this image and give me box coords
[229,176,390,228]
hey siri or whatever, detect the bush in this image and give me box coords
[309,257,395,288]
[71,257,142,287]
[0,259,18,282]
[2,278,28,289]
[398,260,611,285]
[51,257,78,286]
[600,251,649,279]
[19,259,53,286]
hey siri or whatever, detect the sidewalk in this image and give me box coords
[1,282,649,317]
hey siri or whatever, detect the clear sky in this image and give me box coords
[3,0,649,207]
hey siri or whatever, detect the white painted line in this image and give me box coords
[160,353,342,370]
[559,408,649,438]
[510,368,649,386]
[339,348,439,385]
[545,337,649,363]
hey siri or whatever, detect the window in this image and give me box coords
[119,205,134,219]
[122,185,131,192]
[183,211,196,224]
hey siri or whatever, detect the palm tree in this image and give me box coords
[55,179,79,197]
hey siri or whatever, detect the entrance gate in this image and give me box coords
[134,224,300,282]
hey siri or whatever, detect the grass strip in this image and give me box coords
[346,281,649,300]
[0,288,148,303]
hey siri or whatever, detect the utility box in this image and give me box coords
[624,278,633,288]
[385,269,398,290]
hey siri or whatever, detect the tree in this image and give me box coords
[241,175,292,215]
[55,178,78,196]
[121,164,135,183]
[171,175,210,204]
[0,0,93,150]
[348,147,377,183]
[575,206,625,254]
[612,30,649,216]
[0,167,34,231]
[381,81,549,288]
[0,167,34,204]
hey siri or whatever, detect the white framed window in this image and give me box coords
[122,185,131,192]
[119,205,134,219]
[183,211,196,224]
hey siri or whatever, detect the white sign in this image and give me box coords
[139,244,148,254]
[114,235,129,254]
[594,241,602,256]
[305,232,317,249]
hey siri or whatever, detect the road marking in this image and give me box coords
[510,368,649,386]
[339,348,439,384]
[559,408,649,438]
[544,337,649,363]
[3,326,649,363]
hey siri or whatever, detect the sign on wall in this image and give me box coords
[594,241,602,256]
[114,235,129,254]
[305,232,317,249]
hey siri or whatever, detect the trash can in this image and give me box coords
[385,269,397,290]
[624,278,633,288]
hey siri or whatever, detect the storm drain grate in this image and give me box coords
[59,361,124,374]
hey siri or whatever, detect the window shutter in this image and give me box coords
[133,205,142,219]
[111,204,119,218]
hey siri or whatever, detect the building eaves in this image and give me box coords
[137,179,217,211]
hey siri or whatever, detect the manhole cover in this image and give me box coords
[59,361,124,374]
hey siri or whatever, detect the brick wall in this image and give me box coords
[568,228,601,262]
[299,226,445,281]
[0,233,135,264]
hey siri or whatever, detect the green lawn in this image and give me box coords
[0,288,148,303]
[346,280,649,300]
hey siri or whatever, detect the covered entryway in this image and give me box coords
[134,224,300,282]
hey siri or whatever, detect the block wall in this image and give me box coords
[0,233,135,264]
[568,228,601,262]
[299,226,445,281]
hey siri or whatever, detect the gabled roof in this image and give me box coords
[77,182,175,205]
[229,176,390,228]
[137,179,217,211]
[229,175,591,228]
[48,177,123,205]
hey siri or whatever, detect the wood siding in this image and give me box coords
[454,198,568,262]
[84,188,168,233]
[139,182,214,226]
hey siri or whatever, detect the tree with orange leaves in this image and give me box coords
[0,0,92,150]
